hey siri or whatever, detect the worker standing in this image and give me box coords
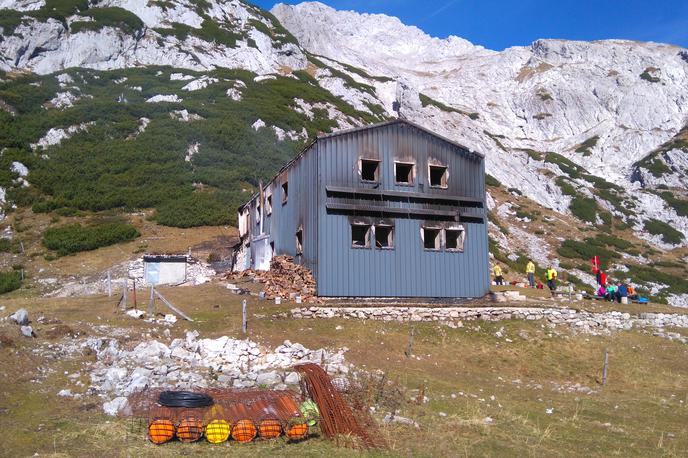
[545,265,558,292]
[526,260,536,288]
[493,264,504,286]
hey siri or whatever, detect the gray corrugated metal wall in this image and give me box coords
[246,144,319,268]
[243,120,489,298]
[315,122,489,297]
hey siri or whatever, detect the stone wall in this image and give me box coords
[291,306,688,336]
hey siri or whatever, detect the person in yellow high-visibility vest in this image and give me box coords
[546,265,558,292]
[493,264,504,285]
[526,260,536,288]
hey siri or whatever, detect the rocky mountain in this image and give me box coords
[273,2,688,239]
[1,0,688,304]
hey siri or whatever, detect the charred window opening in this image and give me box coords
[360,159,380,182]
[445,228,465,251]
[265,194,272,215]
[429,165,448,188]
[423,227,441,250]
[281,182,288,204]
[351,224,371,248]
[395,162,414,184]
[375,225,394,249]
[296,228,303,254]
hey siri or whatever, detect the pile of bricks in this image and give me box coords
[229,256,321,303]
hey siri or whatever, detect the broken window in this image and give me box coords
[394,162,414,184]
[281,181,288,204]
[296,228,303,254]
[422,227,441,250]
[445,228,465,251]
[375,225,394,249]
[360,159,380,182]
[255,205,261,226]
[429,165,448,188]
[351,224,371,248]
[265,194,272,215]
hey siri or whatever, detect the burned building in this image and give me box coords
[235,119,489,298]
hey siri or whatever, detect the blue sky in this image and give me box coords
[252,1,688,50]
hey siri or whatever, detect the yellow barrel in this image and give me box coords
[205,419,231,444]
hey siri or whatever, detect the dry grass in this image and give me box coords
[2,282,687,456]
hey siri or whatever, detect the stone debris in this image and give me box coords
[383,413,419,428]
[51,331,349,413]
[291,307,688,336]
[20,325,35,338]
[9,308,29,325]
[228,255,320,303]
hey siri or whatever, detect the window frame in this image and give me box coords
[444,226,466,252]
[360,158,381,183]
[265,193,273,216]
[394,161,415,186]
[295,227,303,255]
[281,181,288,205]
[374,224,395,250]
[428,163,449,189]
[421,226,442,251]
[351,223,372,249]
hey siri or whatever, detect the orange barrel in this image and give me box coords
[258,419,282,439]
[177,417,203,443]
[285,419,309,440]
[148,419,175,445]
[231,419,257,443]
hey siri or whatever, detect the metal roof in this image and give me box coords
[238,119,484,211]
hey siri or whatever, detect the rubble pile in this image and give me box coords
[52,331,350,415]
[229,256,320,303]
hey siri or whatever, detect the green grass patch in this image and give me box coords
[42,221,140,256]
[644,218,684,244]
[0,270,22,294]
[595,233,632,251]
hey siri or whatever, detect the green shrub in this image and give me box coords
[70,7,144,35]
[154,192,232,228]
[43,221,140,256]
[575,136,599,156]
[557,239,616,268]
[644,219,684,244]
[544,153,586,179]
[485,174,501,187]
[0,270,22,294]
[660,192,688,217]
[419,93,478,120]
[555,177,577,196]
[595,234,632,250]
[569,196,598,223]
[640,68,660,83]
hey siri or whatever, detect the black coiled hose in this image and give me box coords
[158,391,214,408]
